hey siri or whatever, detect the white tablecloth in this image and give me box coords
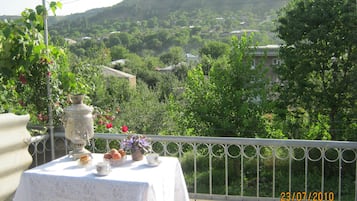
[13,154,190,201]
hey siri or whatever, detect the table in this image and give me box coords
[13,154,190,201]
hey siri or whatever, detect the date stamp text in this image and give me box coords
[280,191,335,201]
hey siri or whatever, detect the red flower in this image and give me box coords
[105,115,115,121]
[98,120,105,125]
[121,125,128,133]
[18,100,25,106]
[19,74,27,84]
[106,123,113,129]
[37,113,44,121]
[37,113,48,122]
[47,71,51,77]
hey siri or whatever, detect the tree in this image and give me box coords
[110,45,129,61]
[119,81,169,134]
[199,41,230,60]
[159,46,185,65]
[107,33,121,47]
[275,0,357,140]
[173,36,270,137]
[198,41,230,75]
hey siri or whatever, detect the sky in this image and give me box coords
[0,0,123,16]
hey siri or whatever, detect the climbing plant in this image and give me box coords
[0,2,89,126]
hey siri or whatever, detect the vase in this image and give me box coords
[131,148,144,161]
[0,113,33,201]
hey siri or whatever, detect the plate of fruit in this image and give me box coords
[104,148,127,167]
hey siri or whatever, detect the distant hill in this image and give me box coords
[0,16,20,20]
[1,0,288,27]
[51,0,288,24]
[1,0,289,58]
[113,0,287,16]
[108,0,281,20]
[48,0,288,37]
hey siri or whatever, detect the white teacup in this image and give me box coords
[96,162,111,175]
[146,153,160,165]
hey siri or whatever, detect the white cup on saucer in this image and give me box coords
[96,162,111,176]
[146,153,160,165]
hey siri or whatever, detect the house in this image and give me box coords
[155,62,188,72]
[251,44,280,82]
[156,53,199,72]
[111,59,127,66]
[101,66,136,88]
[64,38,77,45]
[155,64,178,72]
[230,29,259,36]
[81,36,92,40]
[185,53,199,64]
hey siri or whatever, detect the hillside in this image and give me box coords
[91,0,288,21]
[49,0,288,35]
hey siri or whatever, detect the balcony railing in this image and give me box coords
[29,132,357,201]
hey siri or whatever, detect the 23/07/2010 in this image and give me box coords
[280,191,334,201]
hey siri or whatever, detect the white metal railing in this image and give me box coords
[29,132,357,201]
[28,134,50,168]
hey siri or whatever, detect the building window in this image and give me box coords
[272,58,281,65]
[251,59,256,69]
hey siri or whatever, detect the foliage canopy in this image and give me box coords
[275,0,356,140]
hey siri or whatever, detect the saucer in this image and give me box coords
[92,170,110,176]
[146,160,161,167]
